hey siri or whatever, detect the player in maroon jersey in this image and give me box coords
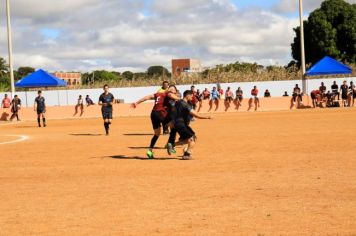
[132,85,180,159]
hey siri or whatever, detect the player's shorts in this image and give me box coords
[151,111,165,130]
[235,96,243,102]
[37,108,46,115]
[311,93,316,100]
[211,97,219,101]
[251,96,258,100]
[225,97,233,102]
[102,109,113,119]
[342,93,348,100]
[175,123,195,140]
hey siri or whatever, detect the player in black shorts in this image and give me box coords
[34,90,46,127]
[167,90,211,160]
[99,84,115,135]
[132,85,180,159]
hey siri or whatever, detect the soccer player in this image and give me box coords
[10,95,21,121]
[167,90,211,160]
[132,85,180,159]
[248,86,259,111]
[310,90,321,108]
[208,87,220,111]
[99,84,115,135]
[34,90,46,127]
[224,87,234,111]
[331,81,340,100]
[234,87,243,110]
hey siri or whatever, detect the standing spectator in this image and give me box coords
[1,94,11,108]
[234,87,243,111]
[218,85,224,99]
[224,87,234,111]
[196,89,203,112]
[349,82,356,107]
[74,95,84,117]
[291,84,303,109]
[10,95,21,121]
[202,88,210,100]
[264,89,271,98]
[158,81,169,93]
[85,95,94,106]
[248,86,259,111]
[209,87,220,112]
[340,81,349,107]
[283,91,289,97]
[331,81,340,100]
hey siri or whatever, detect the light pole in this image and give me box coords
[299,0,307,94]
[6,0,15,97]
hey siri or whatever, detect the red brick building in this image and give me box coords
[53,72,82,86]
[172,59,202,77]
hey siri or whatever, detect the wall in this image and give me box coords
[1,77,355,108]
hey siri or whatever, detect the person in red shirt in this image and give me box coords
[224,87,234,111]
[1,94,11,108]
[202,88,210,100]
[310,90,321,108]
[132,85,180,159]
[248,86,260,111]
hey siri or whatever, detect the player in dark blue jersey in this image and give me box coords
[99,84,115,136]
[167,90,212,160]
[34,90,46,127]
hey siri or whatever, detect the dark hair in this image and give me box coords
[38,90,42,94]
[103,84,109,88]
[14,95,18,98]
[183,90,193,97]
[169,84,177,91]
[162,81,169,84]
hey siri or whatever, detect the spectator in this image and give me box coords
[234,87,243,110]
[1,94,11,108]
[264,89,271,98]
[349,82,356,107]
[319,82,327,95]
[202,88,210,100]
[331,81,340,100]
[74,95,84,117]
[158,80,169,92]
[310,90,321,108]
[290,84,303,110]
[340,81,349,107]
[283,91,289,97]
[85,95,95,106]
[248,86,259,111]
[326,91,333,107]
[224,87,234,111]
[10,95,21,121]
[209,87,220,111]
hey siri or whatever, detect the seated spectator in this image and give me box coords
[202,88,210,100]
[1,94,11,108]
[283,91,289,97]
[311,90,322,108]
[85,95,95,106]
[264,89,271,98]
[319,82,327,95]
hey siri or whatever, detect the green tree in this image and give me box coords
[291,0,356,65]
[15,66,35,81]
[122,71,134,80]
[147,66,169,77]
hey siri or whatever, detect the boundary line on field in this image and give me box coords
[0,135,29,145]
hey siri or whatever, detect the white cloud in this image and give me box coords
[0,0,309,72]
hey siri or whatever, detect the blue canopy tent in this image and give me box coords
[15,69,67,88]
[306,56,352,76]
[15,69,67,107]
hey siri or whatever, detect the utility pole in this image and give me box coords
[6,0,15,96]
[299,0,307,94]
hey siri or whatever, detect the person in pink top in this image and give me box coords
[1,94,11,108]
[248,86,260,111]
[224,87,234,111]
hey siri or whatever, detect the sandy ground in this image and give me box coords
[1,109,356,235]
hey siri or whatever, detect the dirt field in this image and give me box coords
[1,109,356,235]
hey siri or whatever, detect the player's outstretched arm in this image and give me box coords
[190,110,212,120]
[131,95,155,108]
